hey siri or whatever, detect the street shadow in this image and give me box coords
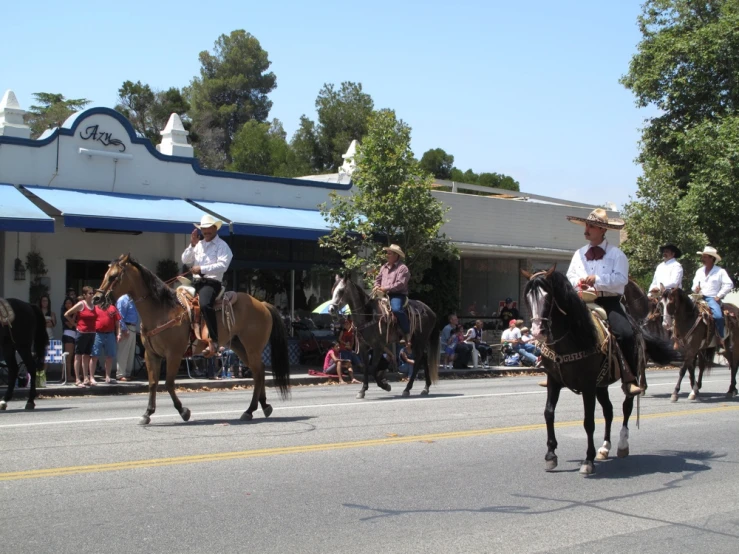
[151,415,316,427]
[0,406,74,414]
[363,393,464,401]
[343,502,533,522]
[648,391,736,403]
[585,449,719,479]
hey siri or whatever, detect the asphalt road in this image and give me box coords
[1,368,738,554]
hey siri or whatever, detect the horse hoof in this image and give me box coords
[420,389,429,396]
[579,461,595,475]
[595,451,608,461]
[263,405,273,418]
[401,390,410,397]
[24,402,35,411]
[356,391,365,400]
[688,392,697,402]
[617,447,629,458]
[670,394,678,403]
[545,457,558,472]
[640,390,646,397]
[139,415,151,425]
[0,401,7,411]
[240,412,253,421]
[379,382,391,392]
[180,408,191,422]
[727,390,737,398]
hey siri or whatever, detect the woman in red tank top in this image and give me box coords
[64,286,98,387]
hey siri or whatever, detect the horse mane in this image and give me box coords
[125,257,179,309]
[528,271,599,351]
[672,287,698,319]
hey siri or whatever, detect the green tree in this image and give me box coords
[290,115,322,175]
[621,0,739,279]
[188,30,277,169]
[478,172,520,191]
[25,93,91,138]
[115,80,190,144]
[229,118,305,177]
[320,109,457,293]
[420,148,455,180]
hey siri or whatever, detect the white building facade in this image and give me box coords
[0,91,616,335]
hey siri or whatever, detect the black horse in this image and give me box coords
[328,274,440,399]
[0,298,49,410]
[523,267,677,475]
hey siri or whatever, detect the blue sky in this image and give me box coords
[4,0,651,208]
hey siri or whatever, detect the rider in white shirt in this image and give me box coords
[181,215,233,357]
[648,244,684,296]
[565,208,642,396]
[692,246,733,341]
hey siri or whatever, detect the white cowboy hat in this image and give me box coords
[194,214,223,230]
[382,244,405,259]
[566,208,625,230]
[696,246,721,262]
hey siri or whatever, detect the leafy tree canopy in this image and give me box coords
[320,109,457,293]
[115,80,190,144]
[420,148,454,180]
[25,93,91,138]
[188,30,277,169]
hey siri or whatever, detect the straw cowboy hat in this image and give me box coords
[659,243,683,259]
[383,244,406,259]
[697,246,721,262]
[194,214,223,230]
[566,208,625,230]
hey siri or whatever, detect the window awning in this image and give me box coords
[191,200,331,240]
[23,186,219,235]
[0,183,54,233]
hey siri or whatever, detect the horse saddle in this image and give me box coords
[0,298,15,327]
[580,294,624,383]
[693,298,719,347]
[175,285,238,354]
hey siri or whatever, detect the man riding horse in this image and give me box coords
[648,243,684,297]
[564,208,643,397]
[692,246,733,347]
[372,244,412,344]
[181,214,233,357]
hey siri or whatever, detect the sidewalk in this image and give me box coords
[3,365,541,398]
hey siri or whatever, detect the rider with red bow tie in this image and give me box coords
[565,208,642,396]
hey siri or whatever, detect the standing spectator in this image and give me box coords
[498,297,520,327]
[398,340,415,378]
[64,286,97,387]
[501,319,537,366]
[452,324,473,368]
[115,293,139,382]
[67,287,77,301]
[38,294,57,340]
[338,317,363,369]
[60,297,77,383]
[91,299,121,384]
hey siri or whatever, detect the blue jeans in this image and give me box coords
[399,362,414,377]
[515,345,538,365]
[704,296,725,338]
[389,294,410,334]
[521,343,540,356]
[339,350,362,367]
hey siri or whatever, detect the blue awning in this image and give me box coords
[0,183,54,233]
[23,186,220,235]
[191,200,331,240]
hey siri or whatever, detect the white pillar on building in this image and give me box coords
[0,90,32,139]
[338,139,358,180]
[157,113,194,157]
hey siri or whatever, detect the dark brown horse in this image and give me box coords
[523,267,678,475]
[0,298,48,410]
[93,254,290,424]
[663,287,737,401]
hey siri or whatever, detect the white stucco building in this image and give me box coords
[0,89,615,334]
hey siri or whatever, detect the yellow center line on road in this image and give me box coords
[2,405,737,482]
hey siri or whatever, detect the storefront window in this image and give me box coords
[460,258,519,318]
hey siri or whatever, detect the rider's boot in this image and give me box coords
[620,364,643,396]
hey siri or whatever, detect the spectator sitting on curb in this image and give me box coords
[398,340,415,378]
[501,319,538,366]
[323,343,361,384]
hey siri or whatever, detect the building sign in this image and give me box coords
[79,125,126,152]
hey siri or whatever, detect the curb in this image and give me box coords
[3,367,542,399]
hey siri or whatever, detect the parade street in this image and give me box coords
[1,369,738,554]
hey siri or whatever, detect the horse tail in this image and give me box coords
[427,325,440,384]
[265,303,291,400]
[642,325,681,366]
[32,305,49,366]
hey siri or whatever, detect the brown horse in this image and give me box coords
[662,287,737,401]
[93,254,290,424]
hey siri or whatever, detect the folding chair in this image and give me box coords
[44,339,68,385]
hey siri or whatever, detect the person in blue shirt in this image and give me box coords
[115,294,140,381]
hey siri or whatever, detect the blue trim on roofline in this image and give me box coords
[0,219,55,233]
[63,215,228,236]
[230,223,327,240]
[1,107,353,191]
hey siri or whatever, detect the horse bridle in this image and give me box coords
[95,261,148,304]
[528,276,569,347]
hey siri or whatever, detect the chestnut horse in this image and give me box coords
[93,254,290,424]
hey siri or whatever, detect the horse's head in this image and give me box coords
[329,272,351,317]
[93,253,133,305]
[662,286,686,330]
[521,265,557,341]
